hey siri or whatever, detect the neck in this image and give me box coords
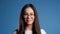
[25,24,32,30]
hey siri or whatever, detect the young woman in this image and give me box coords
[13,4,46,34]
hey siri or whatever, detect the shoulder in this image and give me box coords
[12,29,47,34]
[12,31,16,34]
[12,29,18,34]
[41,29,47,34]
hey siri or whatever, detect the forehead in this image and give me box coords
[24,7,34,13]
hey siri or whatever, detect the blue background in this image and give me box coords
[0,0,60,34]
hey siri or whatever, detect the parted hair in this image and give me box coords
[18,3,41,34]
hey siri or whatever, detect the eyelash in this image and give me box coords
[31,14,34,15]
[24,13,34,16]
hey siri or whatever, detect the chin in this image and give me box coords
[27,22,32,23]
[27,23,33,25]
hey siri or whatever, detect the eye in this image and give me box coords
[30,13,34,16]
[24,13,28,16]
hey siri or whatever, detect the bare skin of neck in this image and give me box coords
[25,24,32,30]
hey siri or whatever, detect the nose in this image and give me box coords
[27,15,31,19]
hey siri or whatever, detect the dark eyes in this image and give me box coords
[30,13,34,15]
[24,13,27,15]
[24,13,34,16]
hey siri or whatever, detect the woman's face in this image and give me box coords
[23,7,35,25]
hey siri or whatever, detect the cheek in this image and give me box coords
[29,16,35,24]
[31,16,34,21]
[23,16,27,21]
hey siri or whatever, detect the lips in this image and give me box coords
[27,20,32,22]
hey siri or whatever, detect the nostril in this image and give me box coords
[27,16,31,19]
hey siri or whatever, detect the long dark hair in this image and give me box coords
[18,3,41,34]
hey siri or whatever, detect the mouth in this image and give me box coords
[27,19,32,22]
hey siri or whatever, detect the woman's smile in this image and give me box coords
[27,19,32,22]
[23,7,34,25]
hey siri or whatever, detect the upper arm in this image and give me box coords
[12,30,17,34]
[41,29,47,34]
